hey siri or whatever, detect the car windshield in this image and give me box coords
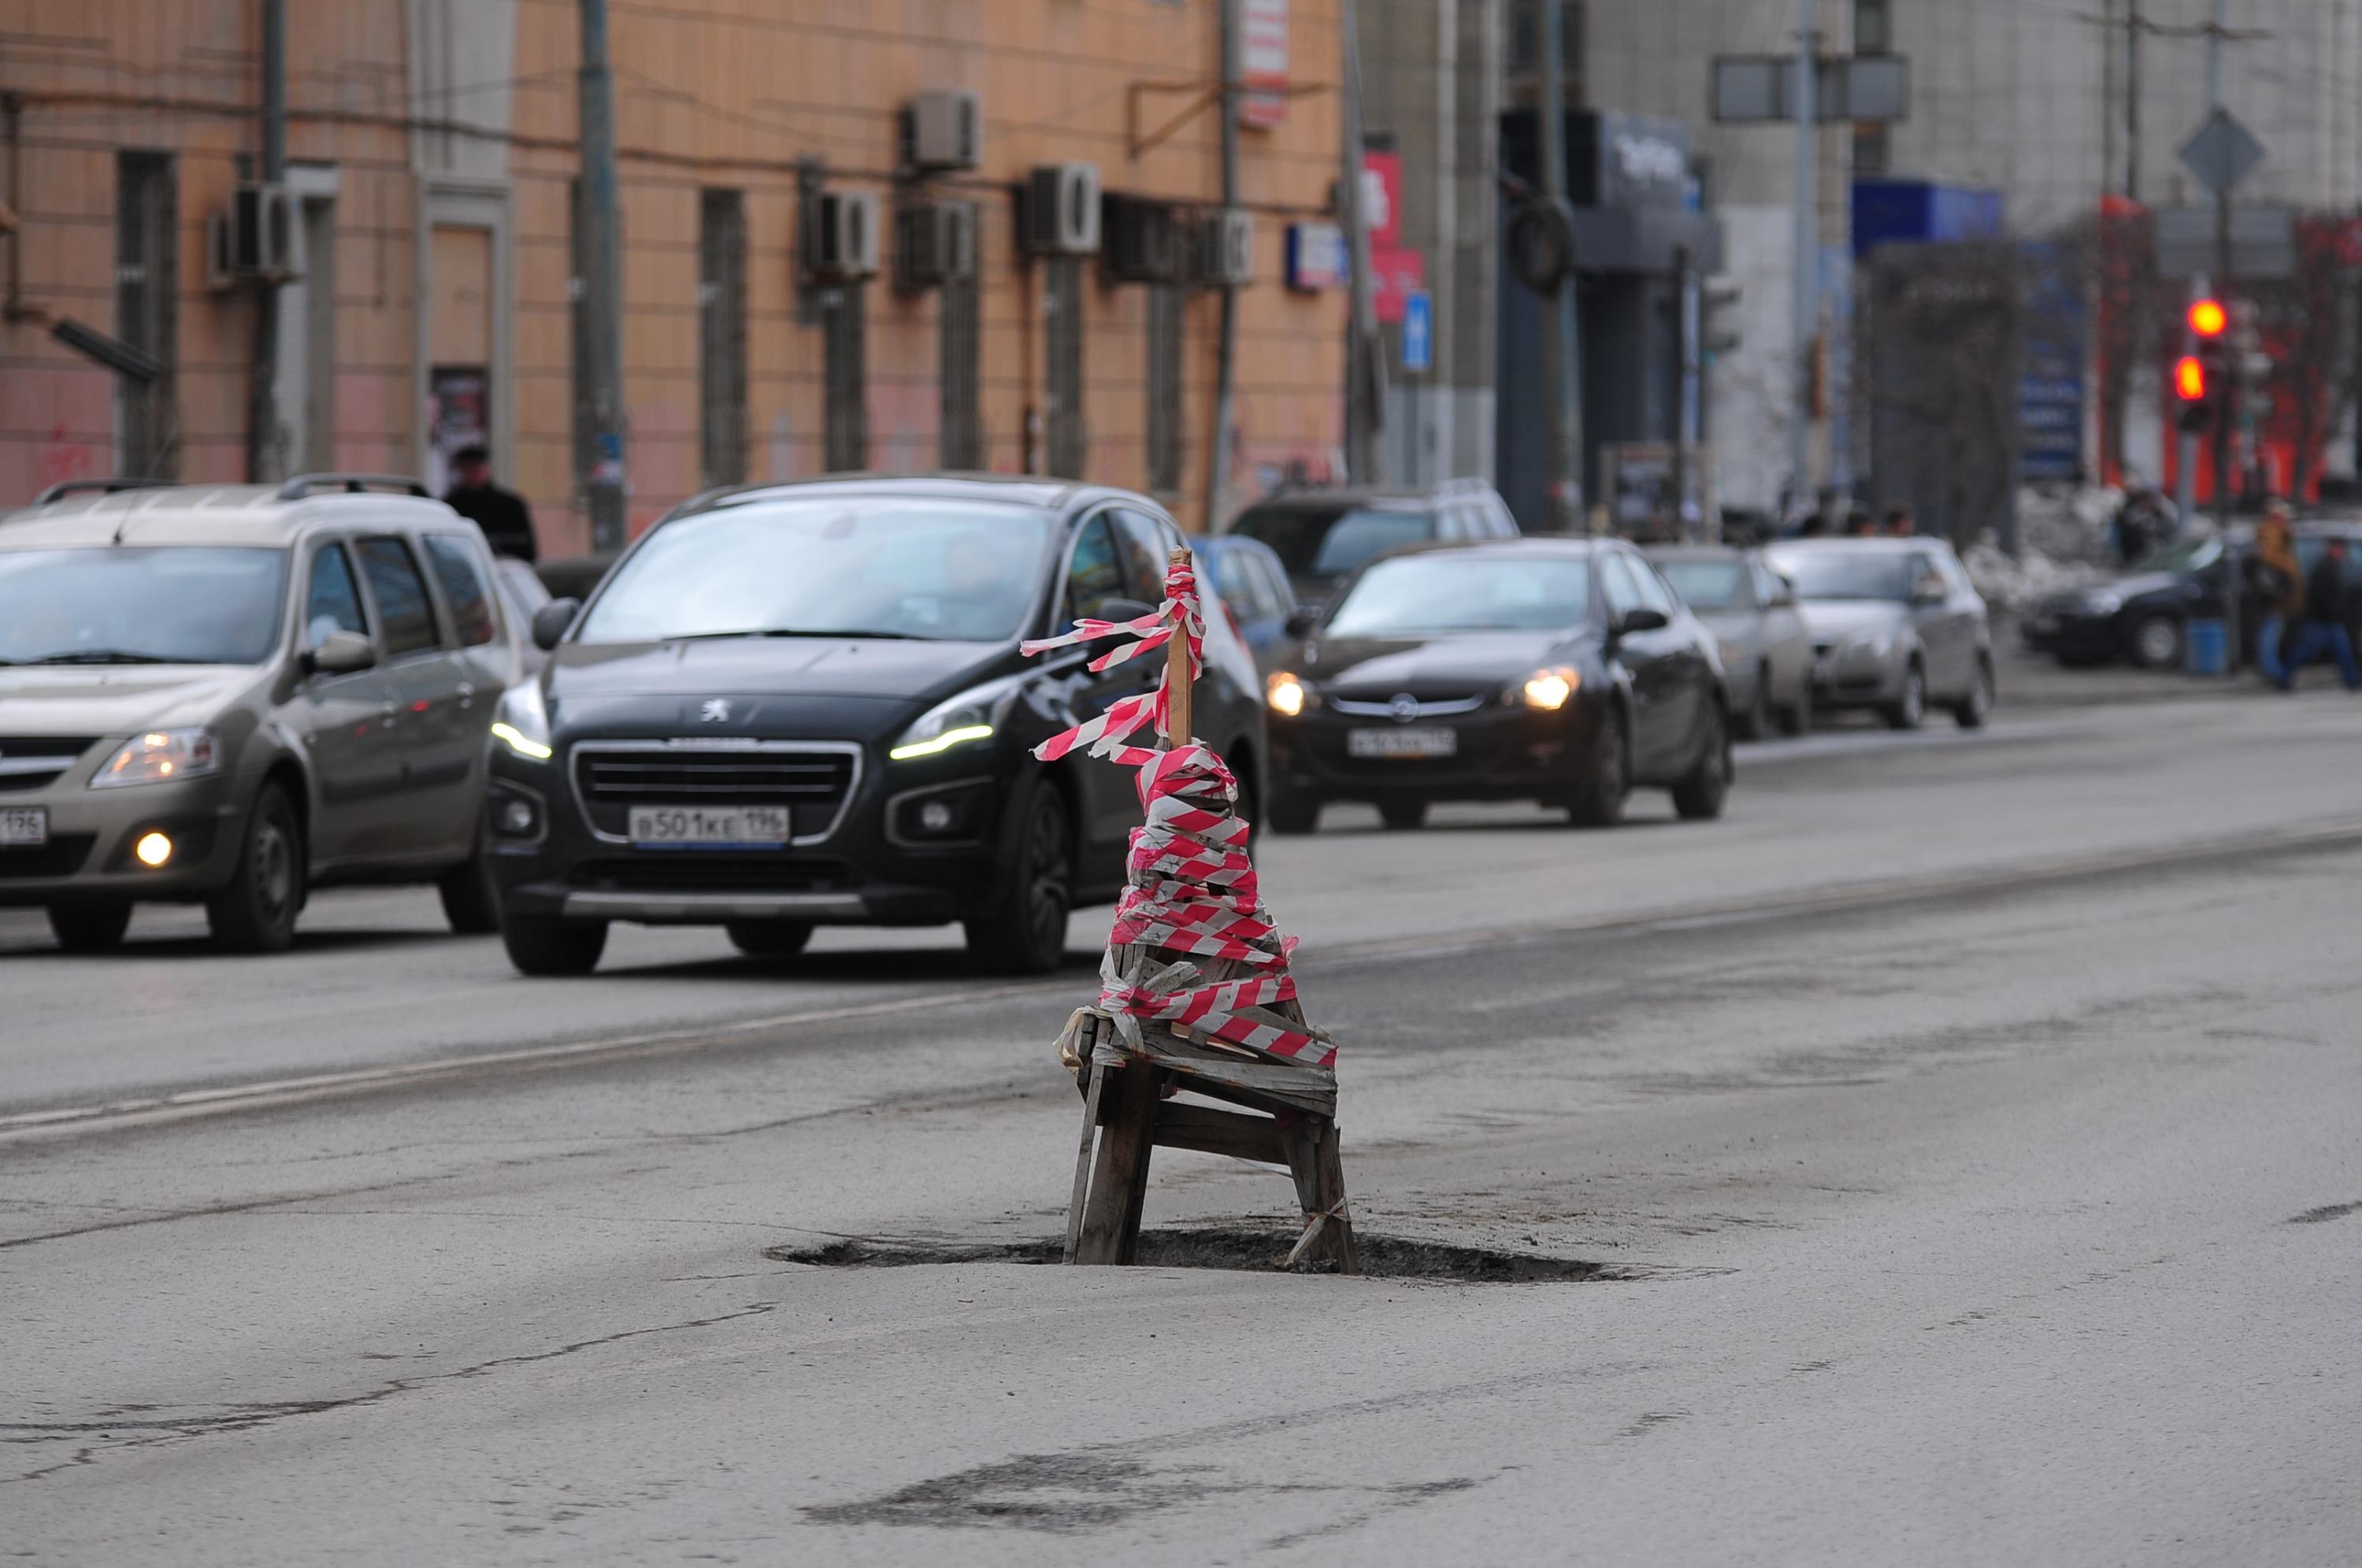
[2130,535,2223,576]
[0,547,289,665]
[576,499,1055,644]
[1766,549,1912,602]
[1656,558,1748,611]
[1324,555,1592,636]
[1233,505,1435,580]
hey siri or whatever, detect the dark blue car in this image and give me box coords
[1190,532,1304,674]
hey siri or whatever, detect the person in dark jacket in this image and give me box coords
[443,446,538,562]
[2277,536,2361,691]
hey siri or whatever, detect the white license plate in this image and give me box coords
[0,807,47,847]
[629,804,791,848]
[1347,727,1458,759]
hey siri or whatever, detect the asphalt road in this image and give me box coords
[6,689,2361,1564]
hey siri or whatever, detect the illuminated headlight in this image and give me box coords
[134,831,175,867]
[491,684,554,762]
[1266,672,1310,717]
[1520,668,1579,710]
[891,682,1016,762]
[91,728,218,788]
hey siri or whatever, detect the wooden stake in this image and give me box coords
[1163,547,1193,748]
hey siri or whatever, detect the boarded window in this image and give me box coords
[699,189,748,487]
[1044,256,1085,479]
[115,152,178,480]
[1145,283,1185,495]
[940,272,982,469]
[824,284,870,472]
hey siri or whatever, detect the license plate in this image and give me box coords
[0,807,47,847]
[628,804,790,848]
[1348,727,1458,759]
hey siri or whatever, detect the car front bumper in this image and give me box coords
[1808,650,1911,709]
[1270,699,1599,805]
[0,769,247,906]
[2020,607,2119,660]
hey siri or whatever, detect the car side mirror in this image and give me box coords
[1615,606,1670,636]
[1911,578,1946,605]
[532,599,580,651]
[304,629,377,677]
[1284,606,1321,639]
[1079,599,1156,635]
[1771,576,1798,607]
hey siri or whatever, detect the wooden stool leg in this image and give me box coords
[1317,1121,1357,1276]
[1063,1058,1110,1263]
[1279,1115,1357,1274]
[1072,1063,1159,1265]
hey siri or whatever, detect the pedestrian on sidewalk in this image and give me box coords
[2249,503,2305,685]
[1883,504,1917,538]
[443,446,540,563]
[2276,533,2362,691]
[1845,506,1878,538]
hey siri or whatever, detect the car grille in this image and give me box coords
[0,736,101,793]
[1326,694,1492,718]
[570,743,859,841]
[0,834,96,878]
[567,857,859,894]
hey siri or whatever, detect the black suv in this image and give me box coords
[1224,479,1520,608]
[484,476,1267,976]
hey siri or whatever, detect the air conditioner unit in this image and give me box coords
[1101,194,1183,284]
[205,181,296,288]
[895,199,977,291]
[902,89,982,173]
[1023,162,1101,257]
[806,190,881,282]
[1196,207,1254,287]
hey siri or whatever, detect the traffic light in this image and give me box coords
[2175,354,2212,434]
[2186,297,2228,339]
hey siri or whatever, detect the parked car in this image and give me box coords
[1189,532,1302,673]
[0,475,527,952]
[536,551,618,604]
[1223,478,1520,607]
[493,557,553,677]
[1645,544,1815,738]
[484,475,1267,977]
[1263,536,1731,832]
[2022,521,2362,669]
[1763,537,1995,730]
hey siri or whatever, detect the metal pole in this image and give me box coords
[1672,243,1695,541]
[1205,0,1242,527]
[1536,0,1583,529]
[1789,0,1818,513]
[246,0,286,482]
[2207,0,2238,669]
[2126,3,2142,201]
[579,0,629,550]
[1338,0,1384,488]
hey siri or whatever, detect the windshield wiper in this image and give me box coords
[673,628,926,642]
[24,650,183,665]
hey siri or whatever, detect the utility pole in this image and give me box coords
[245,0,286,483]
[1673,242,1696,541]
[2126,2,2142,201]
[578,0,628,550]
[1337,0,1384,488]
[1536,0,1583,528]
[1205,0,1242,526]
[1789,0,1819,516]
[2207,0,2238,669]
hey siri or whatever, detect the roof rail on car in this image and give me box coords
[274,473,433,501]
[30,478,172,506]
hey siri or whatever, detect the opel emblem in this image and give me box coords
[699,699,732,724]
[1389,693,1418,723]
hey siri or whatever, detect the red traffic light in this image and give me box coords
[2187,298,2228,338]
[2174,354,2208,401]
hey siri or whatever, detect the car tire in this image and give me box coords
[502,917,608,977]
[1266,791,1319,836]
[1733,666,1772,740]
[1379,799,1427,831]
[728,920,813,958]
[2128,613,2182,670]
[1564,706,1630,828]
[436,825,502,936]
[48,900,132,953]
[964,783,1073,976]
[1778,681,1813,737]
[1670,702,1732,821]
[206,784,305,955]
[1882,662,1926,731]
[1952,658,1995,730]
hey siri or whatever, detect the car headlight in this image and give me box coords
[490,683,554,762]
[1266,671,1311,717]
[1845,628,1897,659]
[2082,591,2123,614]
[1519,668,1579,710]
[890,680,1018,762]
[91,728,219,788]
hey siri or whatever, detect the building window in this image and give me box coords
[1508,0,1585,102]
[115,151,177,480]
[1854,124,1890,178]
[940,272,982,469]
[1853,0,1890,55]
[699,189,748,487]
[1044,256,1086,479]
[824,285,869,472]
[1145,283,1184,495]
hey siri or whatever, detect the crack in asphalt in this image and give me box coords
[2286,1199,2362,1225]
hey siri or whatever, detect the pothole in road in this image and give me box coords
[767,1226,1614,1282]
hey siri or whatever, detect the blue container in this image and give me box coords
[2185,617,2229,676]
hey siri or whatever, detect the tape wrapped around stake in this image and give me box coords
[1022,554,1334,1070]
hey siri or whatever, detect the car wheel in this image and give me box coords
[1564,706,1629,828]
[1670,702,1732,821]
[1779,680,1813,737]
[1266,789,1319,836]
[2128,613,2182,670]
[1733,666,1772,740]
[1379,799,1426,831]
[964,784,1073,976]
[502,917,609,976]
[436,822,502,935]
[48,900,132,953]
[1882,662,1926,731]
[207,783,305,954]
[1952,658,1995,730]
[728,920,813,958]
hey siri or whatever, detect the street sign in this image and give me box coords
[1711,54,1911,124]
[2178,109,2265,195]
[2155,206,2294,280]
[1400,291,1432,373]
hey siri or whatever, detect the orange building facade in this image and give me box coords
[2,0,1347,553]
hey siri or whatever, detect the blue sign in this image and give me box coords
[1400,290,1433,373]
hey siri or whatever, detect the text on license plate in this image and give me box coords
[629,805,790,847]
[0,807,48,847]
[1347,727,1457,759]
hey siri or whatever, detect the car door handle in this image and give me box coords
[456,681,476,709]
[378,699,399,727]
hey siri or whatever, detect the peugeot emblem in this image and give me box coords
[1389,693,1419,723]
[699,699,732,724]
